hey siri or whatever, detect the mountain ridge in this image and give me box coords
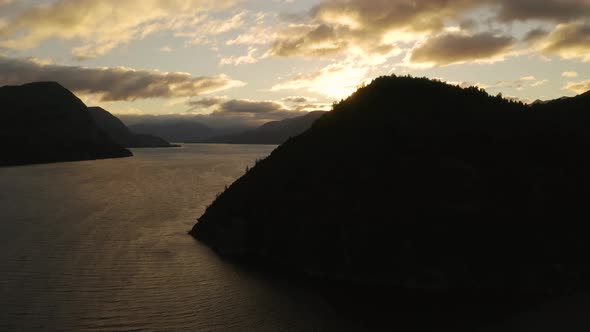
[0,81,132,166]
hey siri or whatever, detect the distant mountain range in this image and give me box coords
[127,111,328,145]
[88,107,176,148]
[0,82,132,166]
[204,111,327,145]
[128,121,218,143]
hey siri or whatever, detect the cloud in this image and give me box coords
[531,79,549,87]
[0,0,239,59]
[409,32,516,66]
[487,76,549,91]
[282,96,318,103]
[523,28,550,43]
[262,0,590,67]
[265,0,471,62]
[184,96,317,127]
[271,62,369,98]
[0,56,244,101]
[189,98,289,114]
[269,23,349,58]
[174,11,248,46]
[563,80,590,94]
[495,0,590,23]
[534,21,590,62]
[226,15,279,46]
[562,71,579,78]
[219,47,260,65]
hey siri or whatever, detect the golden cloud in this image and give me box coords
[0,56,245,101]
[563,80,590,94]
[0,0,239,59]
[536,22,590,62]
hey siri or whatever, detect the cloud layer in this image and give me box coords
[264,0,590,66]
[0,56,244,101]
[410,32,516,65]
[0,0,239,59]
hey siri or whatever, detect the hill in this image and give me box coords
[191,75,590,292]
[205,111,327,145]
[88,107,177,148]
[0,82,131,166]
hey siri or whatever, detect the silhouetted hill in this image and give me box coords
[532,91,589,112]
[0,82,131,166]
[129,121,218,143]
[205,111,327,144]
[88,107,177,148]
[192,75,590,293]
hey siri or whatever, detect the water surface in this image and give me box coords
[0,144,358,331]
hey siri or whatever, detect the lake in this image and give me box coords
[0,144,373,331]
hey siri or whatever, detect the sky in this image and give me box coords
[0,0,589,127]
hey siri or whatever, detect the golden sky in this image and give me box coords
[0,0,589,127]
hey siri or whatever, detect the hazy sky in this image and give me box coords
[0,0,589,127]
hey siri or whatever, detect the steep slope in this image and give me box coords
[0,82,131,166]
[192,76,590,292]
[88,107,176,148]
[205,111,327,144]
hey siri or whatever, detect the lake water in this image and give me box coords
[0,144,370,331]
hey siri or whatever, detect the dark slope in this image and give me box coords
[0,82,131,166]
[129,121,217,143]
[192,76,590,292]
[532,90,590,113]
[88,107,176,148]
[205,111,327,145]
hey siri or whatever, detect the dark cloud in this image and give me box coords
[270,24,348,57]
[311,0,473,33]
[188,98,288,114]
[0,56,244,101]
[523,28,550,44]
[459,18,478,32]
[410,32,516,65]
[495,0,590,23]
[218,99,288,113]
[282,96,318,103]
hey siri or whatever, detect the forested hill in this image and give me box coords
[192,75,590,292]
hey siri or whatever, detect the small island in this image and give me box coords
[192,75,590,293]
